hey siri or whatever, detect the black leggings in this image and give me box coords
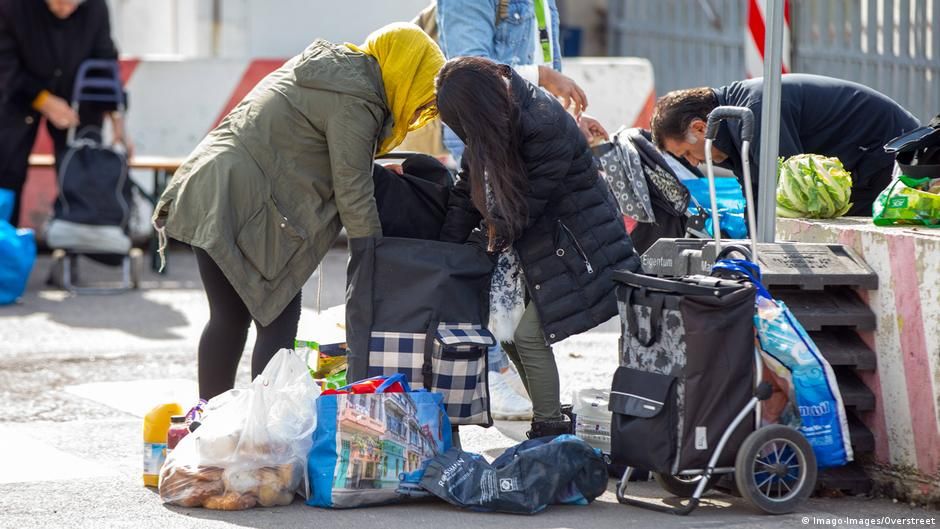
[194,248,301,400]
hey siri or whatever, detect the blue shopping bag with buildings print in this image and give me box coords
[307,374,452,508]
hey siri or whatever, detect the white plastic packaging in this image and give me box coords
[571,388,612,453]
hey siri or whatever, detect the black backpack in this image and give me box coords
[53,127,132,230]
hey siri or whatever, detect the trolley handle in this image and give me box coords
[702,106,759,264]
[705,106,755,143]
[67,59,126,148]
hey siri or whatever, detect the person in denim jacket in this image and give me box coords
[437,0,606,162]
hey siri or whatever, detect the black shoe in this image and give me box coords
[560,404,576,424]
[526,416,574,439]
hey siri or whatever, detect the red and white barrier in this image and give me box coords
[745,0,791,78]
[562,57,656,133]
[778,218,940,503]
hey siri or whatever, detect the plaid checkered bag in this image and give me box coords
[346,237,494,424]
[367,323,495,426]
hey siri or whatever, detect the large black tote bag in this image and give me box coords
[345,237,495,425]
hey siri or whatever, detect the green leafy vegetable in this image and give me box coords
[776,154,853,218]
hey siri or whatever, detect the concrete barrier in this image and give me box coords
[777,217,940,505]
[561,57,655,133]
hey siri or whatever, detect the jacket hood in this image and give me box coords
[292,39,388,110]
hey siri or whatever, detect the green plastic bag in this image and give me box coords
[873,175,940,226]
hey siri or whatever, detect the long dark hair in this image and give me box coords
[436,56,528,248]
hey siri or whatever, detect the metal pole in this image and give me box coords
[705,138,722,255]
[756,0,785,243]
[211,0,221,58]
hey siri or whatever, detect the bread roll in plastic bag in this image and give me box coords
[159,349,321,509]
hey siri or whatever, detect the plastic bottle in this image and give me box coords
[167,415,190,453]
[143,402,183,487]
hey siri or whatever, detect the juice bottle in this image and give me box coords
[143,402,183,487]
[166,415,190,452]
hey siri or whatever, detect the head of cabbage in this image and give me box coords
[776,154,853,218]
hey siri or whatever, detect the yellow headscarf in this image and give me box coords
[347,22,445,156]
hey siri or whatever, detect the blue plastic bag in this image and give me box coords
[307,374,452,508]
[712,260,853,468]
[754,297,853,468]
[0,189,36,305]
[682,177,748,238]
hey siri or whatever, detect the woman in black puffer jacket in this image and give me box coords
[437,56,640,437]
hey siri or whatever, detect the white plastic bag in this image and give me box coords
[159,349,321,509]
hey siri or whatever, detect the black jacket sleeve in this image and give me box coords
[439,157,482,243]
[0,2,45,108]
[744,98,803,201]
[90,0,118,61]
[88,0,123,112]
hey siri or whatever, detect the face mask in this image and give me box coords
[686,132,699,145]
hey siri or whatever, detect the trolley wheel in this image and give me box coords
[129,248,143,289]
[734,424,817,514]
[653,472,711,498]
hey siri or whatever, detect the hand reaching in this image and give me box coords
[578,114,609,146]
[538,66,588,116]
[380,163,404,175]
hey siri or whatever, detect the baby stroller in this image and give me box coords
[609,107,817,515]
[45,60,142,293]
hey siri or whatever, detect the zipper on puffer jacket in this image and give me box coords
[557,220,594,274]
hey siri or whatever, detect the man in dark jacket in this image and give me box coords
[0,0,128,226]
[650,74,920,216]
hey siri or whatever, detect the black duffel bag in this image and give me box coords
[372,153,451,240]
[420,436,608,514]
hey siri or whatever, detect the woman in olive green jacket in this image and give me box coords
[153,23,444,401]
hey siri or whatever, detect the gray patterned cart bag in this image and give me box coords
[609,270,755,474]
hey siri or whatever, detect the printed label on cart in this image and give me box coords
[695,427,708,450]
